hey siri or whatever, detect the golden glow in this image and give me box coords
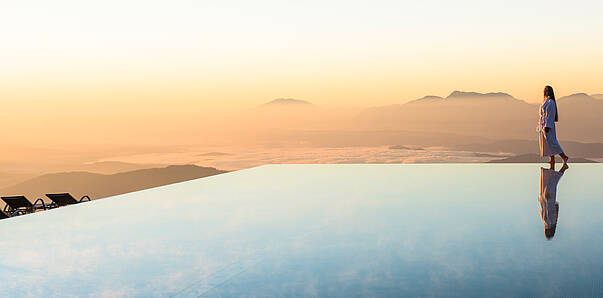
[1,0,603,148]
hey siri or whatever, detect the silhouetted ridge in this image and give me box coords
[0,165,226,202]
[446,91,515,99]
[558,93,595,101]
[403,91,523,106]
[264,98,312,106]
[406,95,443,104]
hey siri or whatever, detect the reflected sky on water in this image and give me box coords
[0,164,602,297]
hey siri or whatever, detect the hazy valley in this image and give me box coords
[2,90,603,207]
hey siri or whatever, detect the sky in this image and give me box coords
[1,0,603,147]
[2,0,602,107]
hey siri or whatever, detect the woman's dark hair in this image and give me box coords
[544,85,558,122]
[545,225,556,240]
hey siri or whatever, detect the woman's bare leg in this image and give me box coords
[560,152,569,166]
[549,156,555,168]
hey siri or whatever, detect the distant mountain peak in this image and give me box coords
[446,91,514,99]
[420,95,442,99]
[406,95,443,104]
[559,93,595,101]
[264,98,312,106]
[447,91,481,98]
[572,92,589,96]
[404,91,522,106]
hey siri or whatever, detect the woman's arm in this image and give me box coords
[543,102,555,132]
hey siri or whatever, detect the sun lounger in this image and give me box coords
[1,196,47,216]
[45,193,91,208]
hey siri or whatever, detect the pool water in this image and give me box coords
[0,164,601,297]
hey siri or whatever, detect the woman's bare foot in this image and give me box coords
[560,163,569,173]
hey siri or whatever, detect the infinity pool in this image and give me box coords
[0,164,601,297]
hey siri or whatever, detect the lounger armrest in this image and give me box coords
[80,195,91,202]
[11,209,24,217]
[4,205,15,215]
[33,198,47,210]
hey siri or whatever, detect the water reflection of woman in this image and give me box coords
[538,164,568,240]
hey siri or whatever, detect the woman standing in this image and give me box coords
[539,86,569,167]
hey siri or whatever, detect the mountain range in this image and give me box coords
[357,91,603,142]
[225,91,603,152]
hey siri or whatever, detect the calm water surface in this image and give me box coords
[0,164,602,297]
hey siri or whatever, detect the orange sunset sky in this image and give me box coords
[1,0,602,147]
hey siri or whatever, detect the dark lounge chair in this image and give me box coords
[45,193,91,208]
[1,196,47,216]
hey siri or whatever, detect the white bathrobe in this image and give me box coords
[538,97,564,157]
[538,167,563,229]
